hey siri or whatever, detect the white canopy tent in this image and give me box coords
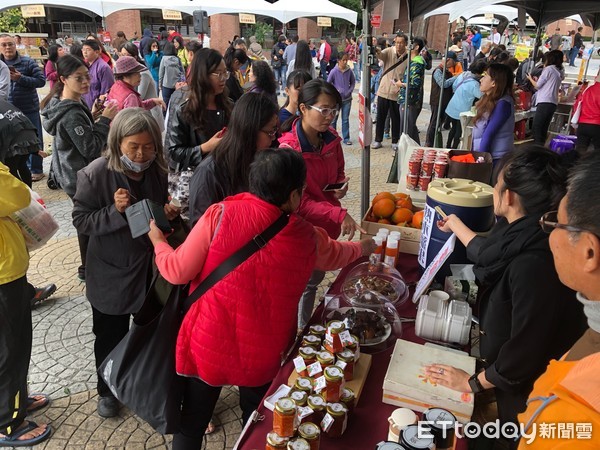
[0,0,357,24]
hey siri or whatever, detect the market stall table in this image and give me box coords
[235,253,468,450]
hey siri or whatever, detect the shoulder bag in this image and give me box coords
[99,213,290,434]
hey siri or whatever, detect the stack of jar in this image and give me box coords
[372,229,401,270]
[406,148,449,191]
[266,322,360,448]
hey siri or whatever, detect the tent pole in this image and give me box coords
[402,20,412,136]
[434,22,452,147]
[360,0,371,217]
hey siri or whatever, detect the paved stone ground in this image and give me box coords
[16,56,598,449]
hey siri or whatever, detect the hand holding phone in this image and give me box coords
[323,181,348,192]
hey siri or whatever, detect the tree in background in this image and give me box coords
[0,8,27,33]
[330,0,362,34]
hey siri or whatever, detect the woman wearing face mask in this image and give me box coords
[164,48,232,221]
[72,108,178,419]
[424,147,586,448]
[279,78,366,328]
[223,45,249,103]
[144,39,163,94]
[279,69,312,125]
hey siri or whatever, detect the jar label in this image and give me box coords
[339,330,353,347]
[307,361,323,377]
[325,331,334,344]
[321,413,334,432]
[325,366,343,378]
[330,402,345,413]
[308,395,325,406]
[297,406,314,420]
[293,356,307,373]
[298,378,312,389]
[336,360,347,370]
[314,375,326,393]
[291,391,305,401]
[278,398,295,410]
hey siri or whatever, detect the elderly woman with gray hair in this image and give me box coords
[72,108,179,419]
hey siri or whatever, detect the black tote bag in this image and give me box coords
[99,277,186,434]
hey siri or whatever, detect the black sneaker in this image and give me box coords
[30,284,57,308]
[97,396,120,418]
[77,266,85,282]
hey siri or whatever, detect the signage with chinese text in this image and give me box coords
[317,17,332,27]
[21,5,45,17]
[239,13,256,24]
[162,9,182,21]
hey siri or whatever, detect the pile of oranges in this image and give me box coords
[365,192,424,229]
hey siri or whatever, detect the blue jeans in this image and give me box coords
[273,64,287,93]
[569,47,579,66]
[352,61,360,82]
[24,111,43,174]
[332,98,352,142]
[162,86,175,113]
[319,60,328,79]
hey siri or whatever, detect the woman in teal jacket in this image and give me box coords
[144,39,162,93]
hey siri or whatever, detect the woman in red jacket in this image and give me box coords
[575,70,600,154]
[279,78,365,328]
[149,149,373,450]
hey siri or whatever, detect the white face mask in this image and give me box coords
[120,154,155,173]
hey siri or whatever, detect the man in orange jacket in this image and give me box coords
[518,153,600,449]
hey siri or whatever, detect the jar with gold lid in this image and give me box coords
[340,387,356,415]
[336,349,355,381]
[323,365,344,403]
[266,431,289,450]
[308,324,326,339]
[316,350,334,369]
[290,389,308,407]
[287,437,310,450]
[302,334,322,349]
[321,402,347,438]
[307,395,326,425]
[294,377,313,394]
[324,320,345,354]
[298,422,320,450]
[297,347,318,376]
[273,397,297,438]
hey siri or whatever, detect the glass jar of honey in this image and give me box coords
[266,431,289,450]
[321,402,347,438]
[287,437,310,450]
[294,377,313,395]
[298,422,321,450]
[307,395,326,425]
[348,334,360,362]
[302,334,322,349]
[324,320,346,354]
[323,365,344,403]
[309,324,326,339]
[336,349,355,381]
[297,347,318,376]
[290,390,308,407]
[273,397,297,438]
[340,387,356,415]
[316,350,334,371]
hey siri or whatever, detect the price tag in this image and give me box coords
[336,360,347,370]
[339,330,353,347]
[307,361,323,377]
[314,375,326,393]
[343,318,351,329]
[325,331,334,344]
[293,356,306,374]
[321,413,334,432]
[297,406,314,420]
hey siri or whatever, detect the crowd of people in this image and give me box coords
[1,23,600,449]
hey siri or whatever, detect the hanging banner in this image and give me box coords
[317,17,332,27]
[514,45,530,62]
[239,13,256,24]
[371,14,382,28]
[21,5,45,17]
[484,13,494,20]
[162,9,182,21]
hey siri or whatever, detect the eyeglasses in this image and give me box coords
[211,71,230,81]
[539,211,587,234]
[0,42,15,48]
[308,105,339,118]
[261,127,279,139]
[69,74,91,83]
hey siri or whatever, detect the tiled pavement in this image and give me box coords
[19,56,598,449]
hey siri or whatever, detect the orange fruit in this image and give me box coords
[372,192,397,205]
[378,218,391,224]
[365,213,377,222]
[391,207,414,225]
[411,210,424,229]
[372,198,396,219]
[396,197,413,210]
[394,192,410,200]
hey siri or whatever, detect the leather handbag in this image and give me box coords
[98,213,290,433]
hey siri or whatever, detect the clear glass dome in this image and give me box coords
[341,261,410,308]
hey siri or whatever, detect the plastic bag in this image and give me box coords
[10,189,59,251]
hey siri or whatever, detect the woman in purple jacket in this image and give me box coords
[472,63,515,166]
[327,52,356,145]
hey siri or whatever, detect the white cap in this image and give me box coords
[373,236,384,246]
[378,228,390,236]
[389,231,401,240]
[386,237,399,249]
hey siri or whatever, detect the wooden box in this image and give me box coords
[361,206,422,255]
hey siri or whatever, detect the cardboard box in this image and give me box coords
[382,339,476,424]
[361,206,422,255]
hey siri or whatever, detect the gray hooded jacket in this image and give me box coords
[41,97,110,197]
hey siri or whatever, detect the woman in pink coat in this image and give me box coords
[106,56,165,112]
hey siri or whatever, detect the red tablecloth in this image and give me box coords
[236,254,467,449]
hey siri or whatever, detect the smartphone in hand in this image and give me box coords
[323,182,348,192]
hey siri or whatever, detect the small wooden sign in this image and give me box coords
[239,13,256,24]
[317,17,332,27]
[21,5,45,18]
[162,9,182,21]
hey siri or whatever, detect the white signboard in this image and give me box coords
[21,5,45,17]
[413,233,456,303]
[162,9,182,21]
[317,17,332,27]
[239,13,256,24]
